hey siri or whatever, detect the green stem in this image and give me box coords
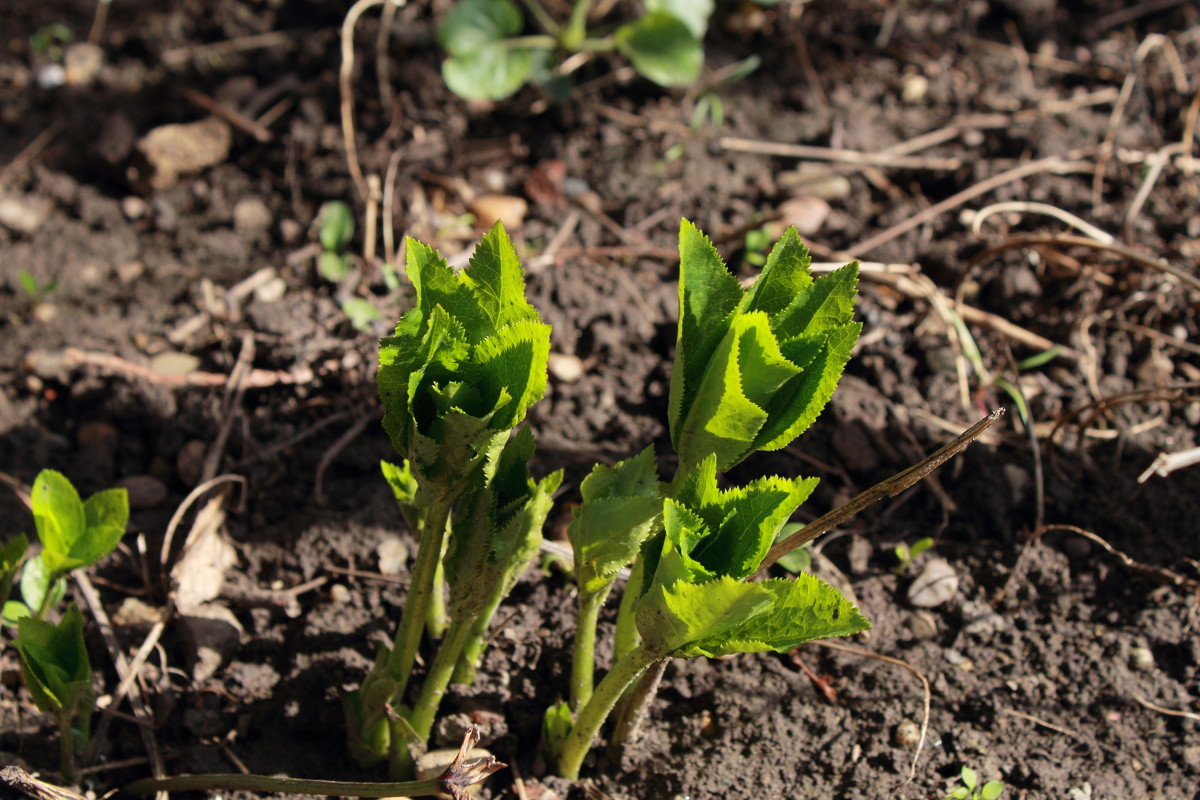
[606,657,666,759]
[570,585,610,712]
[452,593,502,685]
[612,558,643,661]
[556,644,659,780]
[519,0,559,37]
[426,551,449,640]
[124,773,447,797]
[561,0,593,50]
[386,495,454,701]
[505,34,558,49]
[58,714,75,783]
[406,615,476,747]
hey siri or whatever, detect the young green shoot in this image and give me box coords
[946,765,1006,800]
[893,536,934,574]
[346,222,552,778]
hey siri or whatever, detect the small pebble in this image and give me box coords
[778,196,831,236]
[893,719,921,747]
[329,583,351,604]
[31,303,58,322]
[548,352,585,383]
[377,535,409,576]
[906,610,939,640]
[468,194,527,231]
[122,196,149,220]
[907,558,959,608]
[118,474,168,509]
[36,63,66,90]
[116,261,146,282]
[901,73,929,103]
[0,193,52,234]
[254,276,287,304]
[1128,646,1154,672]
[111,597,164,629]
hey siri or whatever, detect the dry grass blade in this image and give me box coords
[0,767,87,800]
[1131,694,1200,722]
[760,409,1005,572]
[815,641,932,784]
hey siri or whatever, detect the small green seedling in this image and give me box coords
[946,766,1006,800]
[3,470,128,624]
[317,200,356,282]
[14,605,95,781]
[4,470,128,780]
[18,270,58,306]
[29,24,74,59]
[893,536,934,573]
[436,0,772,102]
[0,534,28,608]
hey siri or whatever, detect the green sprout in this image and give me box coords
[893,536,934,574]
[436,0,707,101]
[317,200,356,282]
[18,270,58,306]
[946,765,1006,800]
[4,470,128,780]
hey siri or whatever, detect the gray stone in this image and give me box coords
[907,558,959,608]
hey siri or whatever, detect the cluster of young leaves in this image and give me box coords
[347,223,556,778]
[437,0,776,102]
[549,221,869,778]
[2,470,128,780]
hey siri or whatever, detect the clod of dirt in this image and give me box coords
[960,598,1007,636]
[0,193,52,235]
[907,557,959,608]
[176,440,207,487]
[136,116,232,190]
[233,198,274,240]
[376,535,409,576]
[178,602,243,683]
[114,474,166,509]
[468,195,527,231]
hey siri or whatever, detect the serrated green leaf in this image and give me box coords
[645,0,714,39]
[635,573,773,657]
[772,261,859,339]
[669,220,744,447]
[742,227,814,317]
[381,460,422,531]
[471,318,551,431]
[437,0,524,56]
[673,459,818,579]
[753,321,861,451]
[318,200,355,251]
[705,575,870,656]
[615,13,703,88]
[31,470,84,573]
[443,44,537,101]
[569,447,662,594]
[464,222,541,334]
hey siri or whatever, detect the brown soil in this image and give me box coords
[2,1,1199,799]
